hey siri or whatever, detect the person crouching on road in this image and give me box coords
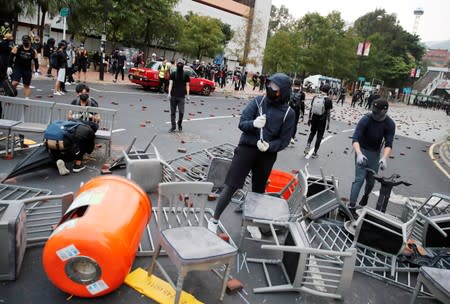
[207,73,295,233]
[348,98,396,212]
[167,58,190,132]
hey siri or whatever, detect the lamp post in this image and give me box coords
[99,0,107,81]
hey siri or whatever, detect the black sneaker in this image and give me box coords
[178,125,182,132]
[72,163,86,173]
[359,194,369,206]
[168,127,176,133]
[311,152,318,159]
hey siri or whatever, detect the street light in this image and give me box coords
[99,0,107,81]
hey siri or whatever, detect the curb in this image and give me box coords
[429,141,450,179]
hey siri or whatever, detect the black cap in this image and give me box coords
[373,98,388,110]
[22,35,31,42]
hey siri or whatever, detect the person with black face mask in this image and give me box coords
[207,73,295,233]
[348,98,396,214]
[7,35,40,98]
[167,58,190,132]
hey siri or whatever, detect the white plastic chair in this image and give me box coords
[146,181,237,304]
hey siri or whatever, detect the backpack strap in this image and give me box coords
[283,107,291,123]
[254,96,265,115]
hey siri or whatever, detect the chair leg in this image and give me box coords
[238,222,246,251]
[220,263,231,301]
[147,244,161,277]
[174,272,186,304]
[409,274,423,304]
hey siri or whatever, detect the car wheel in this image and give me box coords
[143,86,151,91]
[201,85,211,96]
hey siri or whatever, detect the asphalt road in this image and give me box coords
[0,78,447,304]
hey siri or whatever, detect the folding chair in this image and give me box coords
[238,170,307,248]
[123,137,175,193]
[247,221,357,300]
[409,266,450,304]
[146,181,237,304]
[302,167,355,221]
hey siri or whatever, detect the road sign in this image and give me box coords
[357,76,365,82]
[60,7,70,17]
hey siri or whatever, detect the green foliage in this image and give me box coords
[177,13,225,60]
[263,31,295,73]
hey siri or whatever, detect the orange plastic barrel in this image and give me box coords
[42,175,151,297]
[265,169,298,199]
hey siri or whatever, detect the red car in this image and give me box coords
[128,61,216,96]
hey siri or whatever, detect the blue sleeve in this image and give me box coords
[384,119,396,148]
[352,115,369,143]
[239,97,261,134]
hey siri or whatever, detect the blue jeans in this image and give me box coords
[349,148,380,207]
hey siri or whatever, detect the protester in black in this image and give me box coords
[207,73,295,233]
[8,35,39,98]
[304,84,333,158]
[0,33,14,79]
[167,58,190,132]
[114,50,126,82]
[289,79,305,144]
[337,86,346,106]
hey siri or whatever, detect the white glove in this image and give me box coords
[257,140,269,152]
[253,114,266,128]
[34,71,39,77]
[167,94,171,100]
[7,67,12,76]
[186,95,190,101]
[356,152,368,165]
[379,157,387,170]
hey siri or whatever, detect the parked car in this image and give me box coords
[128,62,216,96]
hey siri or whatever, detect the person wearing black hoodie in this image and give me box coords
[167,58,190,132]
[208,73,295,233]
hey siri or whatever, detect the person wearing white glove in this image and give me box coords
[356,151,368,165]
[349,98,396,212]
[167,58,190,132]
[253,114,266,128]
[257,139,269,152]
[7,67,13,76]
[379,157,387,170]
[207,73,296,234]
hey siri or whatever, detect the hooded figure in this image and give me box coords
[266,73,291,103]
[207,72,296,233]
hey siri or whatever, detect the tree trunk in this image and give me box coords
[39,9,47,43]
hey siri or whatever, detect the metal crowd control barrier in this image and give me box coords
[301,221,450,296]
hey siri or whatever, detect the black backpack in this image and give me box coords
[50,52,59,69]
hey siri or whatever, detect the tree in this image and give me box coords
[177,13,225,60]
[263,30,295,73]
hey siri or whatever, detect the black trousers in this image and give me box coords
[213,145,277,219]
[115,66,124,80]
[307,119,326,153]
[170,96,185,128]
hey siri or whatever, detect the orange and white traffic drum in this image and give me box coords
[42,175,151,297]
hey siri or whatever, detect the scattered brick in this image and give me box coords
[226,278,243,294]
[219,233,229,242]
[208,193,217,201]
[177,147,187,153]
[177,166,187,172]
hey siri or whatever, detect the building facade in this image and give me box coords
[423,49,450,67]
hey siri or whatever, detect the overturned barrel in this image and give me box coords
[42,176,151,297]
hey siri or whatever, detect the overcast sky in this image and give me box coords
[271,0,450,42]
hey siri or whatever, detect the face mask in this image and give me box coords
[23,42,30,47]
[371,108,387,121]
[80,94,89,101]
[266,81,282,102]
